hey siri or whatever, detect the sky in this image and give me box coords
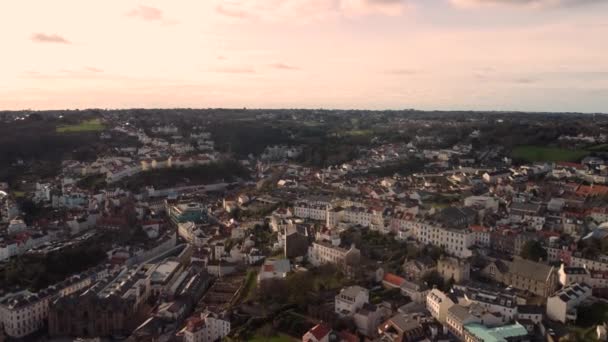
[1,0,607,112]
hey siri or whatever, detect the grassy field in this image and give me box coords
[57,119,105,133]
[250,334,297,342]
[512,145,589,162]
[12,191,26,198]
[588,144,608,152]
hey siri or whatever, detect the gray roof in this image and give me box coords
[448,304,474,322]
[506,258,554,282]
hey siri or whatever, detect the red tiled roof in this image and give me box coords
[576,184,608,197]
[383,273,405,287]
[339,330,359,342]
[307,324,331,340]
[470,225,488,232]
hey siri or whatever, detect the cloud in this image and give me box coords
[85,67,103,73]
[270,62,300,70]
[31,33,70,44]
[513,77,537,84]
[127,5,164,21]
[449,0,603,9]
[384,68,418,75]
[214,0,410,21]
[216,4,251,18]
[210,66,256,74]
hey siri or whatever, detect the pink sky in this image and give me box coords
[1,0,607,112]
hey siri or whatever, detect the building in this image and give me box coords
[183,311,230,342]
[437,257,470,284]
[169,202,207,224]
[293,201,327,221]
[353,303,382,338]
[439,207,477,228]
[377,313,426,342]
[426,289,456,324]
[258,259,291,283]
[415,224,475,258]
[48,294,132,338]
[308,242,360,276]
[463,322,529,342]
[0,270,101,338]
[335,286,369,317]
[302,323,331,342]
[459,286,518,322]
[446,304,503,340]
[481,258,558,298]
[558,264,590,286]
[517,305,544,325]
[400,280,430,304]
[546,283,592,323]
[483,170,511,184]
[464,196,499,213]
[403,256,436,280]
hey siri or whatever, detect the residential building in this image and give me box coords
[308,242,360,276]
[335,286,369,317]
[437,257,470,284]
[463,323,529,342]
[446,304,503,340]
[481,258,558,298]
[546,283,592,323]
[426,288,456,323]
[558,264,590,286]
[353,303,382,338]
[258,259,291,283]
[183,311,230,342]
[377,313,426,342]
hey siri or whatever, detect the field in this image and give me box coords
[588,144,608,152]
[250,334,297,342]
[512,145,589,163]
[56,119,105,133]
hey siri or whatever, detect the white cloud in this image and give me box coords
[214,0,410,21]
[450,0,603,9]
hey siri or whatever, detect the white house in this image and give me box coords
[335,285,369,317]
[546,283,592,323]
[183,311,230,342]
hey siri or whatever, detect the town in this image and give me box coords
[1,109,608,342]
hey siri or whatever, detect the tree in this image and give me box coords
[421,271,445,290]
[520,240,547,262]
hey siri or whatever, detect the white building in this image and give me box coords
[426,289,455,324]
[183,311,230,342]
[558,264,591,287]
[415,224,474,258]
[335,286,369,317]
[293,201,327,221]
[257,259,291,283]
[0,270,100,338]
[546,283,592,323]
[464,196,499,213]
[308,242,360,271]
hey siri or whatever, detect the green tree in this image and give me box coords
[520,240,547,262]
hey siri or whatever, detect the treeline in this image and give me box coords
[117,160,251,191]
[1,244,107,292]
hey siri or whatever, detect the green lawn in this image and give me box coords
[243,269,258,302]
[512,145,589,163]
[57,119,105,133]
[250,334,296,342]
[588,144,608,152]
[12,191,26,198]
